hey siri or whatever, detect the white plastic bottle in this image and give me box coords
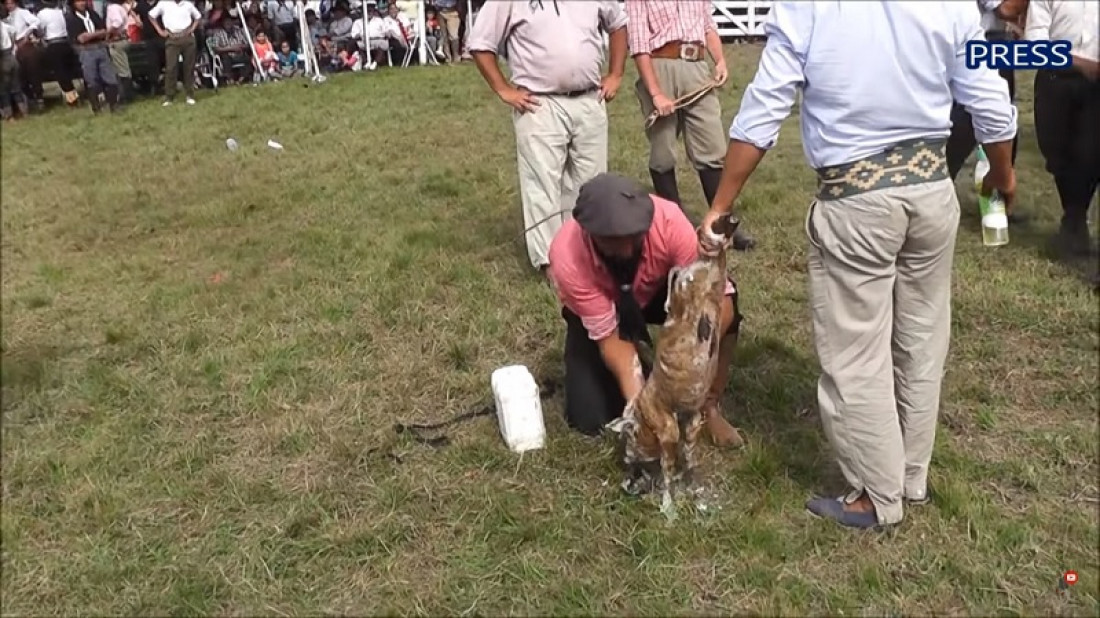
[491,365,546,453]
[973,146,1009,247]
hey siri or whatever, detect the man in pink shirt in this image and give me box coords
[548,173,744,447]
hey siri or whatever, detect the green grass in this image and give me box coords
[2,45,1098,616]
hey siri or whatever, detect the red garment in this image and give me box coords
[547,196,735,341]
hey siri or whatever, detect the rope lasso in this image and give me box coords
[644,79,722,130]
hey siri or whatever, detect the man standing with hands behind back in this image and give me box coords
[626,0,756,251]
[148,0,201,106]
[468,0,628,273]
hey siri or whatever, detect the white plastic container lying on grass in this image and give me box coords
[491,364,546,453]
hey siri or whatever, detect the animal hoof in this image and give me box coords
[706,414,744,449]
[659,492,678,521]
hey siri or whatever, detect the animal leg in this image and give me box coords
[681,411,707,493]
[658,434,680,521]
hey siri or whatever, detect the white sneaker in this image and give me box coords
[185,98,196,105]
[162,100,172,107]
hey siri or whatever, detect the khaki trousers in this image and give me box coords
[634,58,726,173]
[108,40,131,79]
[514,92,608,269]
[805,179,959,526]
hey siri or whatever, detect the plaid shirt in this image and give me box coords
[624,0,716,56]
[210,26,248,50]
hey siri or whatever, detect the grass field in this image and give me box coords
[2,44,1098,616]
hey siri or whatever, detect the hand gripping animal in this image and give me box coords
[609,214,741,516]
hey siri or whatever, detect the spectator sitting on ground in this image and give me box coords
[327,3,350,41]
[252,28,277,74]
[275,38,298,76]
[336,38,360,70]
[209,13,249,83]
[259,15,282,44]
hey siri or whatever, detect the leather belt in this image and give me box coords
[649,40,705,62]
[527,86,597,97]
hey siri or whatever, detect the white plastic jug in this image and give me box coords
[491,365,546,453]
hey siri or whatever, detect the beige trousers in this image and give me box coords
[634,58,726,172]
[514,92,608,269]
[108,40,131,79]
[805,179,959,526]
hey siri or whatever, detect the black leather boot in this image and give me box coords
[105,84,121,112]
[87,87,103,114]
[119,77,134,103]
[698,166,757,251]
[650,168,699,225]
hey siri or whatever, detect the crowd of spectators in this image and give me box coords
[0,0,483,117]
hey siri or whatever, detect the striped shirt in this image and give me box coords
[624,0,716,56]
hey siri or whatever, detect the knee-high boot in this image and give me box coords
[698,166,758,251]
[650,168,699,225]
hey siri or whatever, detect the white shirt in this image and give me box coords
[37,7,68,40]
[349,16,364,40]
[4,7,40,42]
[105,3,128,30]
[0,21,15,50]
[149,0,201,33]
[366,16,387,40]
[977,0,1007,35]
[382,15,405,40]
[729,1,1017,170]
[266,0,294,25]
[1025,0,1099,63]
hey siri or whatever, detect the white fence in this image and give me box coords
[709,0,772,38]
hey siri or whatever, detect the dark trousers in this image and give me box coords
[78,46,119,91]
[946,67,1018,180]
[562,286,670,436]
[15,41,43,100]
[1033,69,1100,226]
[0,50,27,116]
[43,40,76,93]
[277,22,298,50]
[164,33,197,99]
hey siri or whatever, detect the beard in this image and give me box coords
[596,239,644,285]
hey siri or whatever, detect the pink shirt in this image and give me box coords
[625,0,717,55]
[548,195,735,341]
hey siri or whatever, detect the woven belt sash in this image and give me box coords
[815,138,949,201]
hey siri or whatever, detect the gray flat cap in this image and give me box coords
[572,173,655,237]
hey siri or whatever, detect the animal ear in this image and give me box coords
[710,214,741,239]
[663,267,681,315]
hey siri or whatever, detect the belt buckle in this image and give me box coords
[679,42,702,61]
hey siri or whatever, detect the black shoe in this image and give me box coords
[1056,220,1094,257]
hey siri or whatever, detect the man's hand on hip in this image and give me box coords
[498,85,539,114]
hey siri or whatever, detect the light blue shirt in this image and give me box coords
[729,1,1018,170]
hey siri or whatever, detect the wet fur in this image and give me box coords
[619,215,740,504]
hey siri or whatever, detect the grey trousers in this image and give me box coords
[513,92,608,269]
[805,179,960,526]
[78,45,118,91]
